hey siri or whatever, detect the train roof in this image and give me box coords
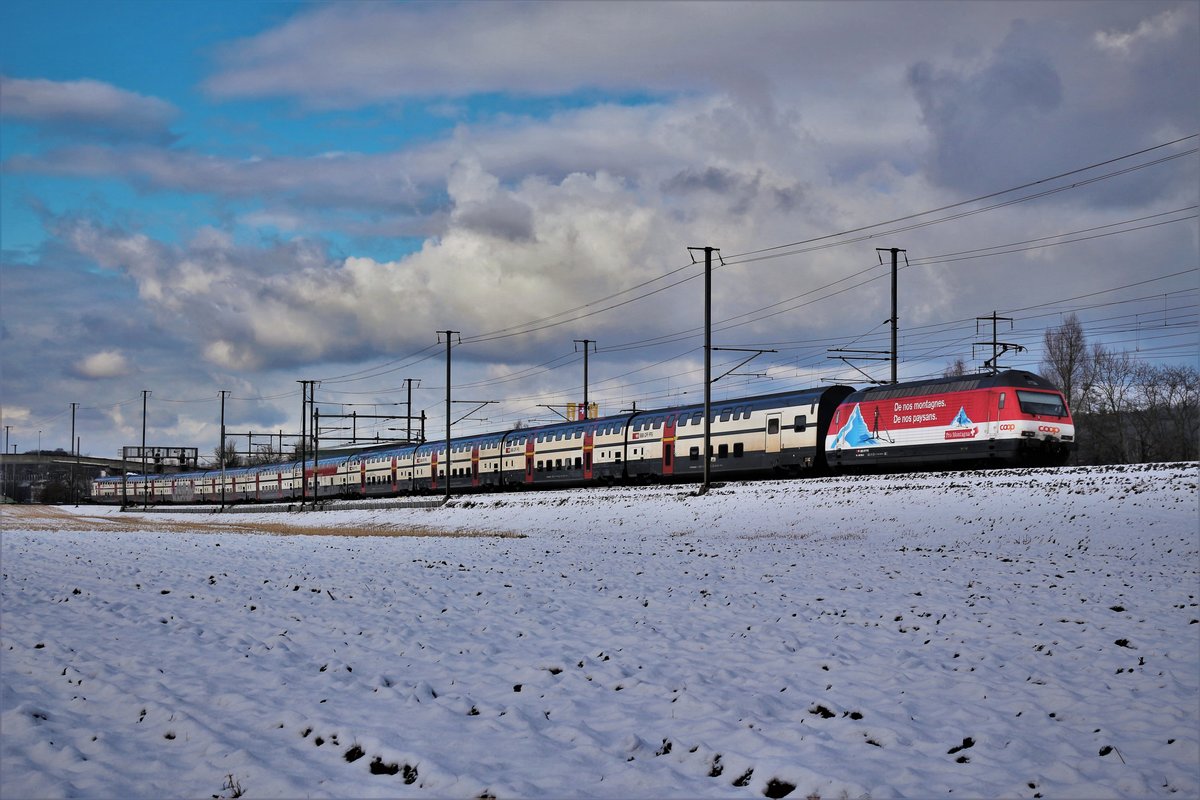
[501,384,853,438]
[843,370,1063,403]
[303,385,857,455]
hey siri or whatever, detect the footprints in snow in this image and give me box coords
[299,726,419,786]
[947,736,975,763]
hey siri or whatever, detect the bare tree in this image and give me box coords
[248,442,281,465]
[214,439,241,469]
[1088,345,1138,462]
[1041,313,1094,413]
[1129,364,1167,462]
[1162,364,1199,461]
[943,358,969,378]
[1105,361,1200,463]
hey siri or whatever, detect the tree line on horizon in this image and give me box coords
[943,314,1197,465]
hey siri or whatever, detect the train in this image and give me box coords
[90,369,1074,505]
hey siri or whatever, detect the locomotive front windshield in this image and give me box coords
[1016,390,1067,418]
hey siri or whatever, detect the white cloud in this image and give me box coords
[204,2,772,105]
[1094,8,1186,56]
[203,340,260,371]
[0,406,32,425]
[72,350,133,379]
[0,76,177,142]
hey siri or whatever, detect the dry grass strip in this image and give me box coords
[1,505,523,538]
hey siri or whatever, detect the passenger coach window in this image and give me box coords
[768,418,780,435]
[793,415,807,432]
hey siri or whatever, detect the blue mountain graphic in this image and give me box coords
[830,403,877,448]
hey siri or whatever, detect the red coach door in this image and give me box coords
[431,451,439,491]
[360,461,367,495]
[390,457,398,493]
[662,418,676,476]
[524,439,535,484]
[583,431,594,480]
[471,446,480,487]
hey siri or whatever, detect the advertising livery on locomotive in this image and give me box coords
[826,370,1073,471]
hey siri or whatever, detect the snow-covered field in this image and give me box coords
[2,464,1197,800]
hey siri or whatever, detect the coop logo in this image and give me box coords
[1038,425,1061,434]
[999,423,1016,431]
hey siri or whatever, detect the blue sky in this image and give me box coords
[1,0,1197,461]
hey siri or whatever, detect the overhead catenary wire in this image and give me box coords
[31,139,1194,445]
[371,270,1198,437]
[299,138,1197,430]
[724,134,1198,260]
[379,136,1200,354]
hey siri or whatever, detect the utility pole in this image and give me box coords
[688,246,720,495]
[876,247,906,384]
[403,379,419,443]
[574,339,596,419]
[304,383,314,506]
[298,380,311,507]
[70,403,78,503]
[437,330,460,504]
[219,390,229,508]
[141,390,150,508]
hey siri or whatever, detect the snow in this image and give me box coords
[2,464,1197,800]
